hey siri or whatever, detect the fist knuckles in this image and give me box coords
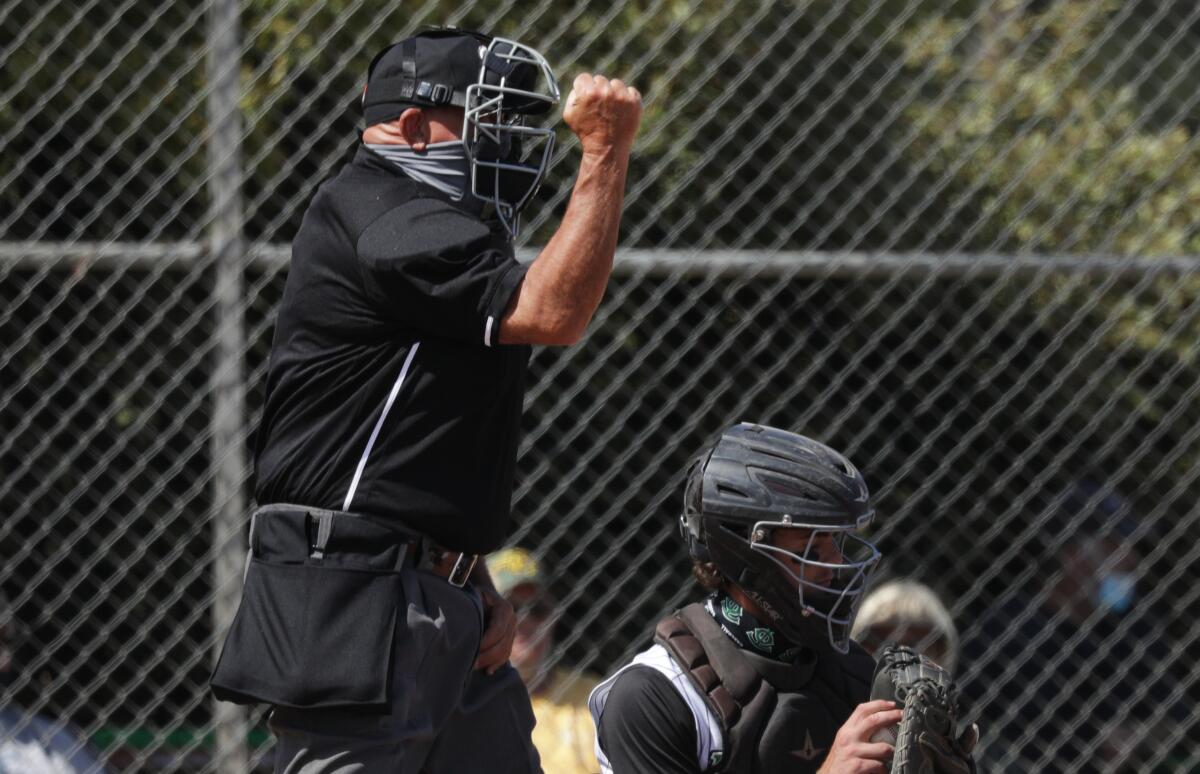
[568,73,639,101]
[563,71,643,152]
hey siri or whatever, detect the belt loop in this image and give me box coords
[309,511,334,560]
[248,509,258,551]
[243,509,259,582]
[447,553,478,588]
[394,543,411,572]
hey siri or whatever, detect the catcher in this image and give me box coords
[588,423,978,773]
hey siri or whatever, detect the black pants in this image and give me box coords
[268,568,541,774]
[211,507,541,773]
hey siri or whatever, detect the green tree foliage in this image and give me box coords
[895,1,1200,383]
[7,0,1200,257]
[901,0,1200,256]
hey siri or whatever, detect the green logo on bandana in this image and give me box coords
[721,597,743,624]
[709,751,724,767]
[748,627,775,652]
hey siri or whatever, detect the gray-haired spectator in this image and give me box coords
[851,579,959,673]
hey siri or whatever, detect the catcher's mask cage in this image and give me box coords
[750,518,880,653]
[680,423,882,653]
[463,37,560,237]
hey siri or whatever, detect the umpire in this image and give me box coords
[210,27,642,774]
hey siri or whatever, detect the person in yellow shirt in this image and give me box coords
[488,548,600,774]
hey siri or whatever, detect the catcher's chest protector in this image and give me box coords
[655,604,875,773]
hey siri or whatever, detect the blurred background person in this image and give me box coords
[488,548,600,774]
[851,578,959,673]
[961,480,1193,772]
[0,593,107,774]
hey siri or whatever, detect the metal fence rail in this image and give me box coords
[3,0,1200,772]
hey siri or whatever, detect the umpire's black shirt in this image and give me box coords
[253,146,530,554]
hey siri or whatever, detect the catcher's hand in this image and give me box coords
[818,699,904,774]
[869,645,979,774]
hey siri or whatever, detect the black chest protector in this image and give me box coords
[655,603,875,773]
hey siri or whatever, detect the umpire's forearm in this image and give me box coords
[540,147,630,324]
[498,148,630,346]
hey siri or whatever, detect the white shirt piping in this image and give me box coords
[589,643,724,773]
[342,342,420,511]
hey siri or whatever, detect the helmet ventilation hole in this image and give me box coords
[716,483,750,499]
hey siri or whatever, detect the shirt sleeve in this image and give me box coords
[597,666,703,774]
[356,198,528,346]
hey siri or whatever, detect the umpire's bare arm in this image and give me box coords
[499,73,643,346]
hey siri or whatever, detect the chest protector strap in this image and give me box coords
[655,603,777,773]
[656,602,875,773]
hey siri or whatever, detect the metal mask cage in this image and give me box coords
[749,520,881,652]
[463,38,560,237]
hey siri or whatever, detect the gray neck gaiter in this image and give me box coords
[365,141,473,202]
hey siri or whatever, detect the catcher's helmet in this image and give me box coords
[680,423,881,653]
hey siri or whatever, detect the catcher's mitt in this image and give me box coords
[870,645,979,774]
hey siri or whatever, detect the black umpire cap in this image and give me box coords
[362,28,551,127]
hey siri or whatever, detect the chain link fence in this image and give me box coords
[3,0,1200,771]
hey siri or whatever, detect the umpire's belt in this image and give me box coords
[252,503,478,587]
[211,505,478,709]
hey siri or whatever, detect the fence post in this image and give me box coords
[207,0,249,771]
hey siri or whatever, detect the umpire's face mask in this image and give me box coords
[473,133,545,205]
[463,38,560,237]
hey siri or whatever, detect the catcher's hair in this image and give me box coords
[691,559,725,591]
[851,579,959,672]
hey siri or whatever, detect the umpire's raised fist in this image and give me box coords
[563,73,642,157]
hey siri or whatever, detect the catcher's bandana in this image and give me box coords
[705,592,800,663]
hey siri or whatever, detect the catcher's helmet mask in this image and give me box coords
[680,423,882,653]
